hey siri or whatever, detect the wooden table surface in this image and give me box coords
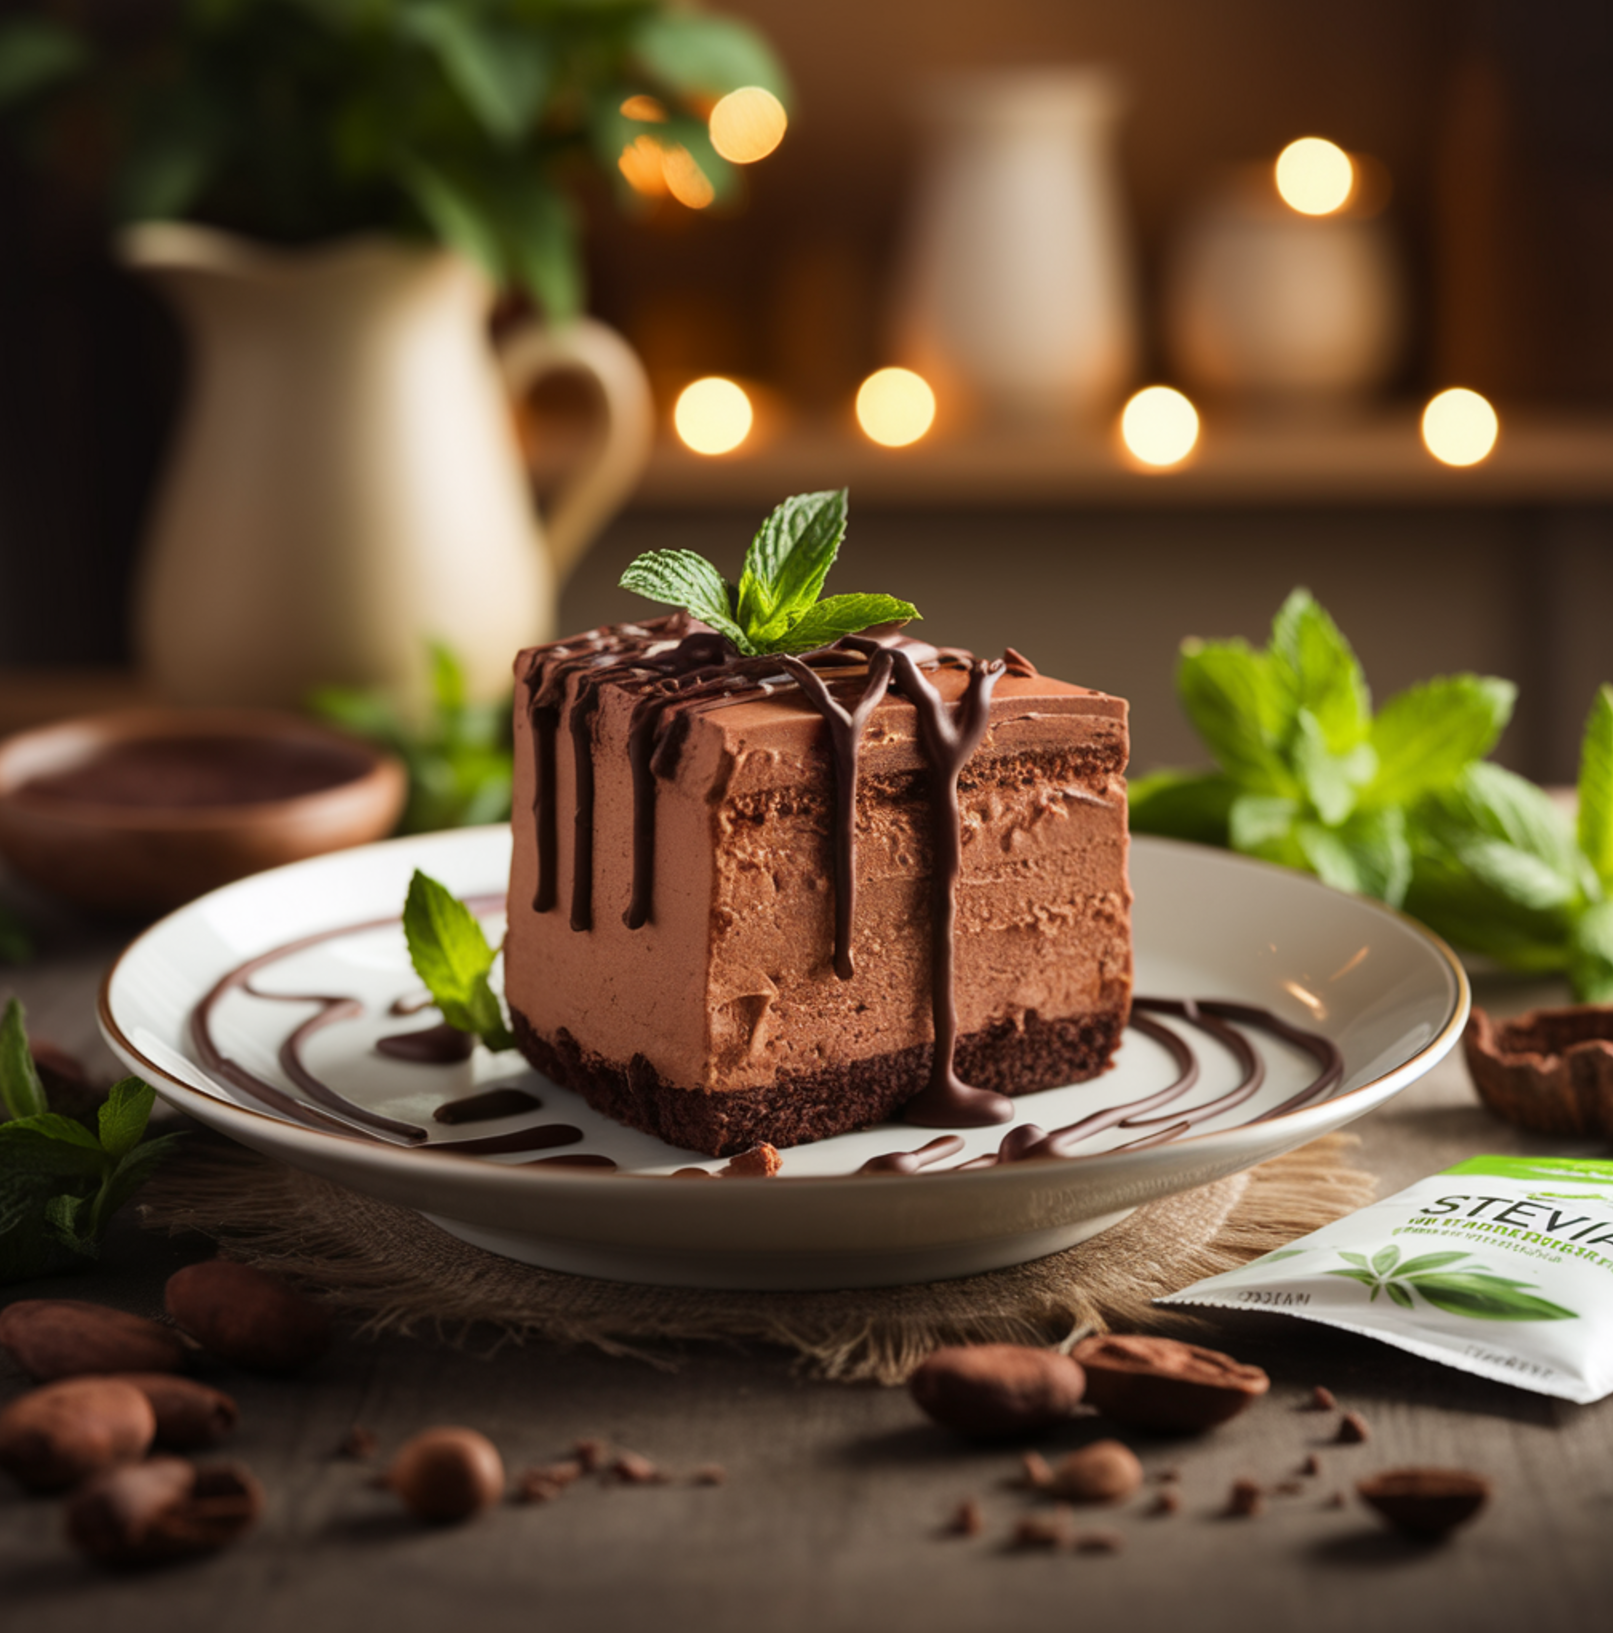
[2,894,1611,1633]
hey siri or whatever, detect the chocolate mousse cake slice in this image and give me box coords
[504,620,1132,1157]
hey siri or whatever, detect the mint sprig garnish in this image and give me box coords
[1325,1246,1575,1321]
[402,871,515,1051]
[618,489,920,656]
[1133,590,1613,1002]
[0,997,180,1285]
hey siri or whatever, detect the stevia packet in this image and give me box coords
[1160,1154,1613,1404]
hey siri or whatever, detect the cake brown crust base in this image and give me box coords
[511,1004,1129,1158]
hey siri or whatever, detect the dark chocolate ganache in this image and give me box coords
[518,616,1044,1127]
[186,902,1343,1176]
[15,735,371,809]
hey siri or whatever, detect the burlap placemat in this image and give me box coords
[138,1134,1373,1385]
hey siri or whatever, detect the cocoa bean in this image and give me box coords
[1071,1334,1270,1433]
[164,1261,330,1372]
[0,1377,155,1493]
[1045,1439,1144,1505]
[1356,1468,1491,1538]
[908,1345,1086,1439]
[0,1299,187,1381]
[67,1457,263,1566]
[388,1427,505,1523]
[117,1374,238,1450]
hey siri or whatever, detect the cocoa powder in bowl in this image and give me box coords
[1072,1334,1270,1432]
[908,1345,1087,1439]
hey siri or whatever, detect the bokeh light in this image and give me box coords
[660,145,715,209]
[618,135,667,197]
[855,368,936,447]
[1275,137,1355,216]
[1422,388,1499,467]
[619,95,666,123]
[1119,386,1200,468]
[709,87,788,164]
[674,378,753,455]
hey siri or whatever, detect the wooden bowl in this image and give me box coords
[0,709,408,913]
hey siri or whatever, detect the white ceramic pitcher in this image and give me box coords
[122,224,653,711]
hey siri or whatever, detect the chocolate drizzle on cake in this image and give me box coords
[518,615,1024,1127]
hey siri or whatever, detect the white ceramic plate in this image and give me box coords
[100,829,1467,1289]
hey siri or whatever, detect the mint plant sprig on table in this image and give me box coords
[1131,589,1516,905]
[618,490,921,655]
[0,998,181,1285]
[402,871,515,1052]
[1132,589,1613,1001]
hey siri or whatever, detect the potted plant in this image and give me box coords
[0,1,789,709]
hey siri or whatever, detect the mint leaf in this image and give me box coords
[1371,1245,1401,1276]
[772,593,918,655]
[1570,900,1613,1004]
[1394,1251,1470,1276]
[1177,641,1296,796]
[736,489,848,636]
[1269,589,1369,754]
[1291,709,1374,826]
[618,549,751,652]
[1406,1271,1576,1322]
[1578,685,1613,892]
[97,1077,156,1159]
[90,1134,184,1237]
[0,997,47,1121]
[1386,1281,1416,1309]
[1229,794,1303,865]
[1364,675,1515,809]
[0,1114,108,1177]
[1127,770,1238,846]
[0,18,89,109]
[44,1191,96,1257]
[402,870,514,1050]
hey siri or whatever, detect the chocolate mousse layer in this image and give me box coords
[505,622,1131,1156]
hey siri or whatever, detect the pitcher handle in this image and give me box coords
[497,316,655,584]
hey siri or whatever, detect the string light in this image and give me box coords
[709,87,787,164]
[1422,388,1499,467]
[1275,137,1354,216]
[1119,386,1200,468]
[674,378,753,455]
[855,368,936,447]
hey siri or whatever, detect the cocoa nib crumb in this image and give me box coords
[1335,1411,1371,1445]
[337,1427,378,1461]
[1225,1479,1265,1518]
[944,1498,984,1538]
[573,1438,609,1473]
[1073,1528,1125,1555]
[690,1464,727,1487]
[515,1460,584,1503]
[611,1450,670,1485]
[1018,1451,1055,1490]
[1273,1480,1305,1497]
[1147,1490,1181,1517]
[1308,1386,1338,1411]
[1325,1489,1348,1509]
[1154,1466,1183,1485]
[1010,1508,1071,1550]
[1301,1453,1322,1477]
[719,1143,782,1178]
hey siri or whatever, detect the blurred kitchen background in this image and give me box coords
[3,0,1612,782]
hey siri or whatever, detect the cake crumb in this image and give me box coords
[1308,1385,1338,1411]
[1154,1466,1183,1484]
[944,1499,984,1538]
[690,1464,727,1486]
[1011,1507,1071,1550]
[1273,1480,1305,1497]
[516,1461,584,1504]
[336,1427,378,1461]
[1073,1528,1124,1555]
[573,1438,610,1472]
[720,1143,782,1178]
[1018,1451,1054,1490]
[1147,1490,1180,1517]
[611,1450,670,1485]
[1325,1489,1348,1509]
[1226,1478,1265,1518]
[1300,1453,1322,1477]
[1335,1411,1371,1445]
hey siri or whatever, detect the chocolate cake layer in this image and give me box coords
[512,1004,1129,1157]
[504,623,1131,1150]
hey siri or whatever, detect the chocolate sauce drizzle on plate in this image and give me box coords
[519,616,1038,1126]
[187,897,1342,1179]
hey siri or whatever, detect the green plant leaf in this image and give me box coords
[1427,762,1582,882]
[1578,684,1613,892]
[1291,709,1372,826]
[1127,770,1238,847]
[0,901,32,965]
[1177,641,1297,796]
[1269,588,1369,754]
[43,1190,96,1257]
[737,490,848,635]
[1301,807,1411,904]
[1228,794,1304,866]
[0,18,88,109]
[619,549,749,651]
[1338,1251,1372,1269]
[1325,1268,1382,1289]
[1386,1281,1415,1310]
[401,161,505,280]
[1393,1251,1470,1277]
[631,13,790,99]
[1570,900,1613,1004]
[1405,1270,1576,1322]
[97,1078,156,1160]
[0,997,47,1122]
[90,1134,183,1236]
[770,594,919,655]
[0,1115,109,1178]
[504,181,581,323]
[402,4,550,144]
[1364,675,1515,809]
[401,871,513,1049]
[1371,1245,1401,1276]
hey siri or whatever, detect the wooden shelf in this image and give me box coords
[635,412,1613,509]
